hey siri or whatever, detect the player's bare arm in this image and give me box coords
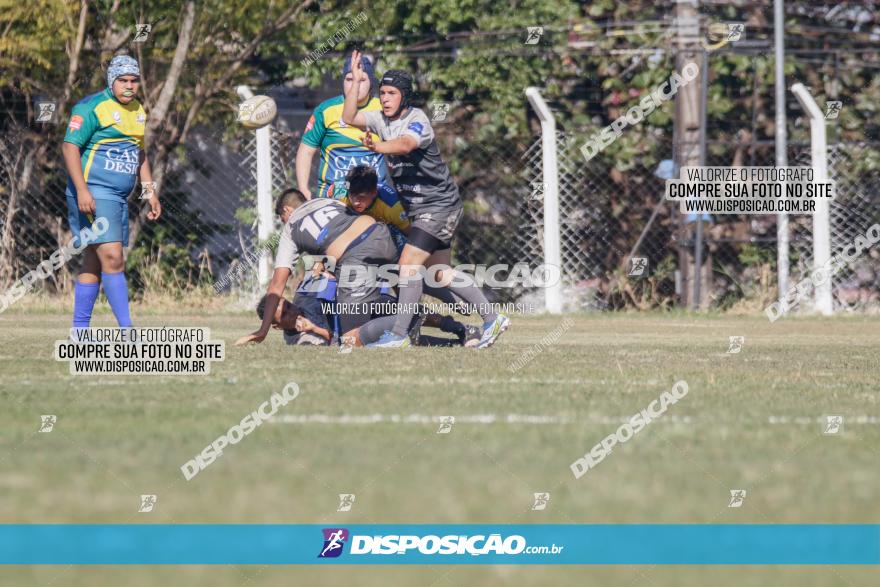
[295,142,318,200]
[138,151,161,221]
[362,132,418,155]
[236,266,291,345]
[61,142,95,214]
[295,315,330,341]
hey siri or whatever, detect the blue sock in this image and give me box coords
[72,281,100,328]
[101,271,133,328]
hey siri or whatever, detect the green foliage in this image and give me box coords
[0,0,72,92]
[738,243,776,268]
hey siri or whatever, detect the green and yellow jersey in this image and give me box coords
[301,95,388,198]
[63,89,145,200]
[334,183,410,233]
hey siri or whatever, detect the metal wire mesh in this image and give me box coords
[1,121,878,313]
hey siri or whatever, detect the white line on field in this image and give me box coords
[270,414,880,426]
[270,413,695,425]
[769,415,880,425]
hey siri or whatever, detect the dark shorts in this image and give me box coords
[336,293,399,334]
[336,224,398,333]
[408,205,463,252]
[66,190,129,247]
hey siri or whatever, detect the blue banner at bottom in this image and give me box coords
[1,525,878,564]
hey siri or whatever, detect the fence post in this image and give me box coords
[236,85,274,287]
[773,0,790,305]
[525,87,562,314]
[791,82,833,316]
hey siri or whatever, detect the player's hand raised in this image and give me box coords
[351,50,367,83]
[235,331,266,346]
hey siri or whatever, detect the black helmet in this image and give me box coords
[379,70,414,116]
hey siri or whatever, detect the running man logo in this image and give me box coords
[36,102,57,123]
[727,336,745,354]
[437,416,455,434]
[337,494,356,512]
[628,257,648,277]
[531,492,550,511]
[823,415,844,435]
[133,23,152,43]
[38,415,57,433]
[728,489,747,508]
[703,22,745,51]
[318,528,349,558]
[339,336,355,354]
[237,102,256,122]
[140,181,157,200]
[726,23,745,42]
[430,102,450,122]
[524,27,543,45]
[529,180,545,202]
[138,494,157,513]
[824,101,843,120]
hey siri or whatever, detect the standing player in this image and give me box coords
[62,54,161,331]
[341,50,509,348]
[340,164,475,320]
[296,54,387,199]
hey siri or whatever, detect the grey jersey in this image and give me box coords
[363,107,461,213]
[275,199,359,270]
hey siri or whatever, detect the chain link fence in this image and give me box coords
[792,143,880,311]
[2,119,878,313]
[454,132,880,312]
[0,123,277,302]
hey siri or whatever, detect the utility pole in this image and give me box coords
[673,0,710,309]
[774,0,790,303]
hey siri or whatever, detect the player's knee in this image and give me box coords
[104,257,124,272]
[100,249,124,271]
[428,265,453,287]
[400,264,422,279]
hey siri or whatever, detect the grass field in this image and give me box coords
[2,307,879,586]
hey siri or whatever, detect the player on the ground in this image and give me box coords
[62,54,161,332]
[296,54,387,199]
[255,294,479,348]
[341,50,509,349]
[246,187,479,347]
[235,188,401,346]
[256,292,332,346]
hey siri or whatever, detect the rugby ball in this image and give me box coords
[237,95,277,129]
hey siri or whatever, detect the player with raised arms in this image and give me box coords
[296,54,387,200]
[341,50,509,348]
[62,54,161,332]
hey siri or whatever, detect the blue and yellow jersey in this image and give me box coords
[63,88,145,200]
[301,95,388,198]
[333,183,410,233]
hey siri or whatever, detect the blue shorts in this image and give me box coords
[66,190,129,247]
